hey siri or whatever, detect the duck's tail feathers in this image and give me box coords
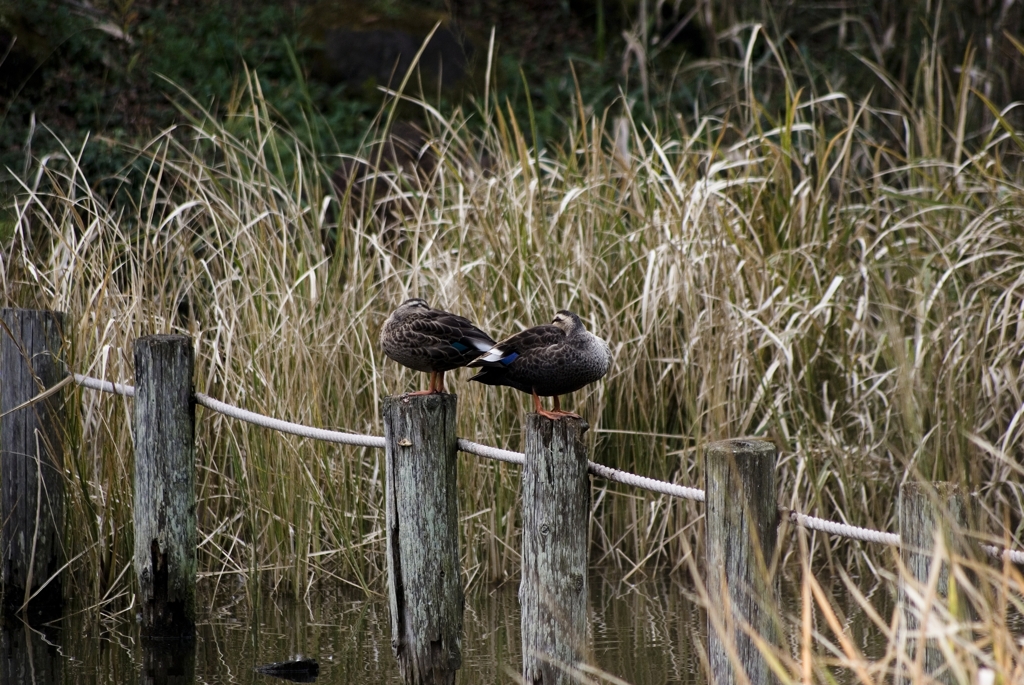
[469,367,507,385]
[471,345,518,366]
[463,332,497,352]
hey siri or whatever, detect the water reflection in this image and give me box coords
[142,635,195,685]
[591,575,704,684]
[1,571,891,684]
[1,618,62,685]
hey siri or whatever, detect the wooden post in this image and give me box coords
[704,438,779,685]
[520,415,591,685]
[0,308,67,618]
[383,394,463,685]
[134,334,196,637]
[897,482,970,685]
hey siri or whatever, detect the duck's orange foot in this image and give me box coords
[405,389,445,397]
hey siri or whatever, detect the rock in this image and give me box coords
[327,121,436,250]
[323,25,471,88]
[331,120,435,210]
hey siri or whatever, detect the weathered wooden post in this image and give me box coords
[704,438,779,685]
[382,394,463,685]
[520,415,591,685]
[134,334,196,637]
[897,482,971,685]
[1,308,67,618]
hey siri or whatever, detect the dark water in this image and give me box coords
[2,572,886,684]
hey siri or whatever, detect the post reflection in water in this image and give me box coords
[1,617,62,685]
[142,635,196,685]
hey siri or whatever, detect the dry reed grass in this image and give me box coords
[2,23,1024,684]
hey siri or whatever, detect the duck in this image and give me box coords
[470,310,611,420]
[380,298,496,395]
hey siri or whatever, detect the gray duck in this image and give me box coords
[380,298,496,395]
[470,310,611,419]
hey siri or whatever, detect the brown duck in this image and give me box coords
[380,298,496,395]
[470,310,611,419]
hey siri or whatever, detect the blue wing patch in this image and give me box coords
[500,352,519,365]
[451,341,470,352]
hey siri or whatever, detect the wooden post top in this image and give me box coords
[383,392,457,407]
[0,307,67,317]
[705,438,777,455]
[136,333,193,345]
[899,481,965,499]
[525,412,590,432]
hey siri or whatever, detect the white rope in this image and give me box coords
[457,438,524,465]
[792,511,1024,564]
[66,373,1023,564]
[587,461,705,502]
[73,373,135,396]
[456,439,705,501]
[789,510,901,546]
[981,544,1024,565]
[193,392,386,449]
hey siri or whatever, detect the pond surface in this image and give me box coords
[2,571,886,684]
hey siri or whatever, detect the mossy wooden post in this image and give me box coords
[134,334,196,637]
[0,308,67,618]
[383,394,463,685]
[520,415,591,685]
[897,482,970,685]
[705,439,779,685]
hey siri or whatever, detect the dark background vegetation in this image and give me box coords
[1,0,1022,205]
